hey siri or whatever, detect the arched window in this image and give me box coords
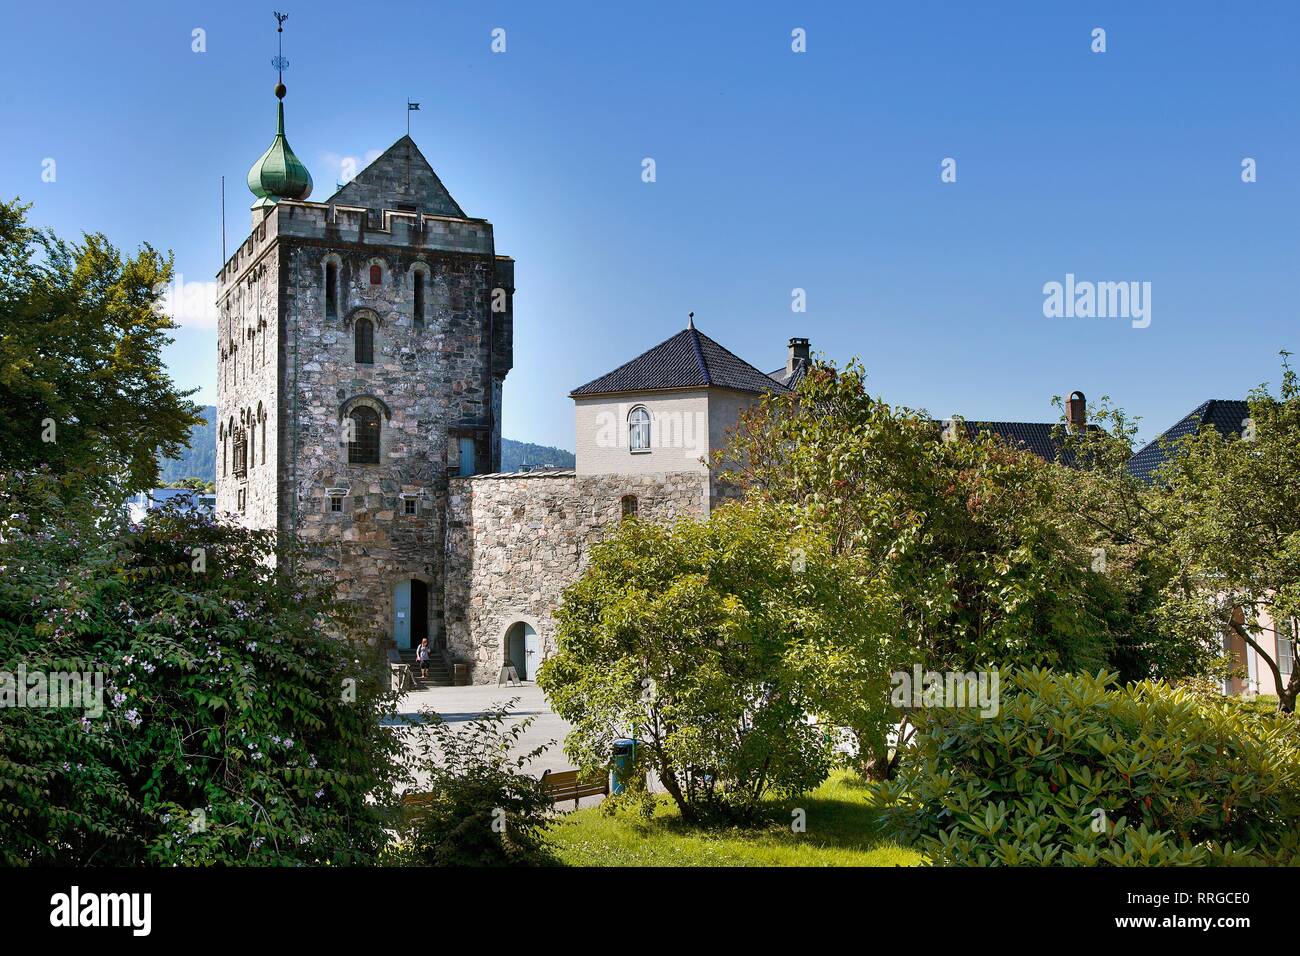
[369,264,382,286]
[348,406,381,464]
[220,424,227,477]
[621,494,638,519]
[325,261,338,318]
[248,418,256,470]
[628,405,652,451]
[354,317,374,365]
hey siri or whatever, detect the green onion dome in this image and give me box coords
[247,84,312,205]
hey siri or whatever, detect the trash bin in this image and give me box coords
[610,738,637,795]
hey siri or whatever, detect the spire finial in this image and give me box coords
[688,311,695,329]
[272,12,289,98]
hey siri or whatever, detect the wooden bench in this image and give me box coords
[540,768,609,809]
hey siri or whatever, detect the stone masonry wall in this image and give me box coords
[443,471,710,683]
[215,242,280,527]
[216,184,514,647]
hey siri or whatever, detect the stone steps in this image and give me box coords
[396,650,451,688]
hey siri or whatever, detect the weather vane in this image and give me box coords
[272,11,289,83]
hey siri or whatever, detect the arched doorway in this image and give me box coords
[392,578,429,650]
[505,621,540,680]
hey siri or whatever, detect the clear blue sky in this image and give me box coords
[3,0,1296,450]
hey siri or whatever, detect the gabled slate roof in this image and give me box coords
[571,326,788,397]
[1127,399,1251,483]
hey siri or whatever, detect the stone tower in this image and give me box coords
[215,80,514,649]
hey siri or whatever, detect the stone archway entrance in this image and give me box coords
[505,621,540,680]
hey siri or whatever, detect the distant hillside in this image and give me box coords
[157,405,572,481]
[501,439,575,472]
[159,405,216,483]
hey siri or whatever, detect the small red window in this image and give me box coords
[369,264,382,285]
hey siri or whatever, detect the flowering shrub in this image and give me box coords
[0,471,405,865]
[876,669,1300,866]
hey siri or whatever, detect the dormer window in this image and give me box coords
[628,406,652,452]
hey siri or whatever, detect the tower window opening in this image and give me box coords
[413,271,425,326]
[369,264,382,285]
[325,262,338,318]
[355,317,374,365]
[348,406,381,464]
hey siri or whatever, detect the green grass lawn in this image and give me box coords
[544,770,922,867]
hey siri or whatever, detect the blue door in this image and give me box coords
[393,580,411,649]
[524,625,540,680]
[458,436,476,476]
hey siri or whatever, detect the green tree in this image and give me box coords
[1049,396,1220,684]
[719,359,1148,775]
[537,503,889,824]
[1149,355,1300,712]
[0,198,201,498]
[0,472,405,865]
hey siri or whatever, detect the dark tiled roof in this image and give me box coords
[767,359,809,390]
[948,421,1093,465]
[571,326,788,397]
[1126,399,1251,483]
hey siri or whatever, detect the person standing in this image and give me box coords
[416,638,431,681]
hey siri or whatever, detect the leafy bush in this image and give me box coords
[385,702,554,866]
[876,669,1300,866]
[0,471,405,865]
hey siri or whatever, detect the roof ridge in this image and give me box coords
[687,327,712,386]
[693,328,789,391]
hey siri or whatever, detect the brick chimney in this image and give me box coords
[787,337,810,375]
[1067,390,1087,432]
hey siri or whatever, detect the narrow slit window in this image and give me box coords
[413,271,425,326]
[325,262,338,318]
